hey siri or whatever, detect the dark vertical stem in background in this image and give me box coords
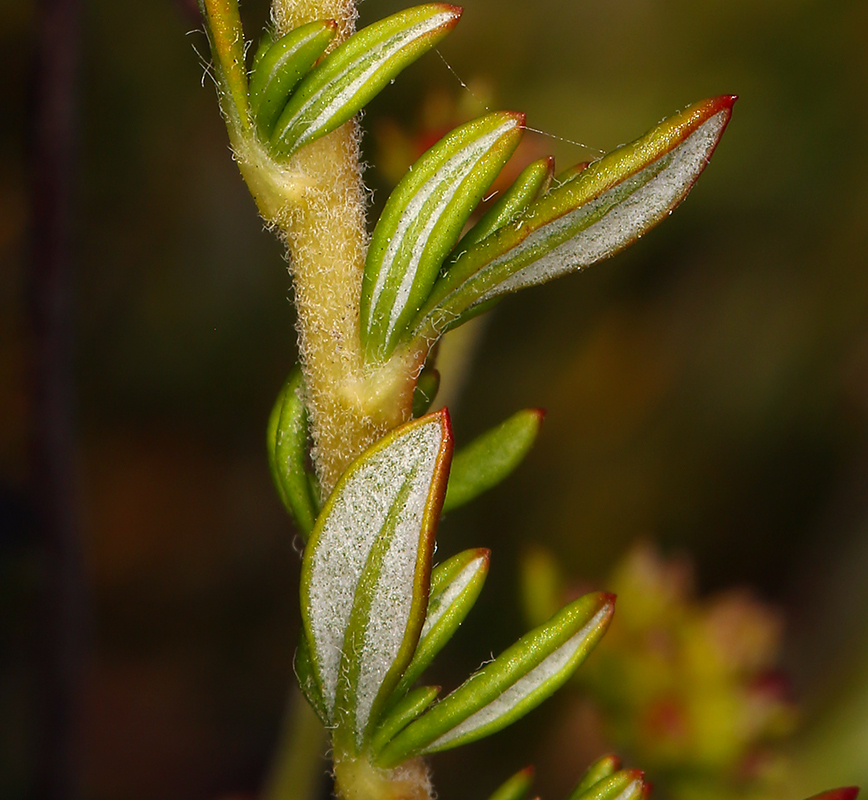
[29,0,85,797]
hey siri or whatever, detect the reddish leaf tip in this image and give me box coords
[599,753,622,771]
[437,4,464,21]
[509,111,528,128]
[529,407,547,423]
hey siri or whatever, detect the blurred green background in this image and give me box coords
[3,0,868,798]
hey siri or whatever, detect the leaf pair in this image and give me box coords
[409,96,736,343]
[269,362,544,531]
[201,2,461,155]
[361,112,529,362]
[299,410,612,763]
[360,95,735,363]
[299,411,453,752]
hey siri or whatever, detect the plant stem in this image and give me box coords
[262,686,328,800]
[229,0,424,494]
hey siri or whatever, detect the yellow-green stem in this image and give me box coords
[231,0,425,494]
[334,754,432,800]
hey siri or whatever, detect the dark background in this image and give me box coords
[3,0,868,797]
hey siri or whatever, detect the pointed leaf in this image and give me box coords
[443,409,544,512]
[553,160,590,186]
[250,28,275,74]
[376,592,615,766]
[294,634,328,723]
[486,767,535,800]
[361,112,525,363]
[455,157,555,254]
[250,20,337,140]
[572,771,647,800]
[271,4,462,158]
[411,96,736,341]
[805,791,860,800]
[300,411,453,748]
[199,0,250,131]
[370,685,440,755]
[388,548,490,704]
[567,755,622,800]
[267,366,319,536]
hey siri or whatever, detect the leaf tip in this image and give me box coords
[529,407,547,424]
[430,4,463,30]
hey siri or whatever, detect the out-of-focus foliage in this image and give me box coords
[521,543,796,800]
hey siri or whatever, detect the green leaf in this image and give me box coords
[412,366,441,418]
[571,771,647,800]
[376,591,615,767]
[295,634,328,723]
[300,411,453,752]
[455,156,554,254]
[410,96,736,342]
[267,366,319,536]
[361,112,525,363]
[443,409,544,512]
[250,20,337,141]
[387,548,490,705]
[485,767,535,800]
[271,4,462,158]
[198,0,251,131]
[553,160,590,186]
[370,685,440,755]
[567,755,622,800]
[250,28,275,74]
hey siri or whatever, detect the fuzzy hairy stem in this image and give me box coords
[334,755,433,800]
[232,0,425,494]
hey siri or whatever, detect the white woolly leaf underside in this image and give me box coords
[368,121,517,344]
[424,605,610,751]
[420,556,485,640]
[306,419,443,722]
[473,110,729,305]
[283,11,456,149]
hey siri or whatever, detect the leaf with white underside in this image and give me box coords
[361,112,524,363]
[271,4,462,158]
[409,96,736,342]
[454,156,554,255]
[571,771,647,800]
[294,634,328,723]
[443,408,544,513]
[376,591,615,767]
[567,755,621,800]
[386,548,490,706]
[300,411,452,752]
[370,685,440,755]
[266,366,319,536]
[485,766,535,800]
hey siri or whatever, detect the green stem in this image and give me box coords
[261,686,328,800]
